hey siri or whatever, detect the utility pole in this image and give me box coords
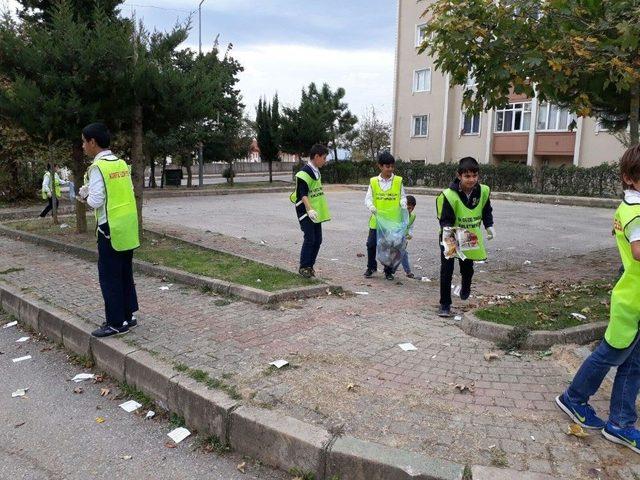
[198,0,205,187]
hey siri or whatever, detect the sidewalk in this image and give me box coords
[0,234,636,479]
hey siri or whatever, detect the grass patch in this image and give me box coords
[6,216,319,292]
[170,413,186,428]
[288,468,315,480]
[0,267,24,275]
[119,382,156,411]
[475,281,612,331]
[172,363,241,400]
[489,446,508,468]
[188,368,209,383]
[174,362,189,372]
[195,434,232,455]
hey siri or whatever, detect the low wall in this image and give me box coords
[146,162,297,176]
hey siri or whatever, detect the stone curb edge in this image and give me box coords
[0,205,75,222]
[0,224,339,305]
[142,186,291,199]
[345,185,619,209]
[0,282,466,480]
[459,312,607,350]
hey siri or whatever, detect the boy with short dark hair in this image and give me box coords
[364,151,407,281]
[556,145,640,454]
[401,195,417,278]
[436,156,494,317]
[290,144,331,278]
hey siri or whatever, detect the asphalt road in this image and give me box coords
[0,313,287,480]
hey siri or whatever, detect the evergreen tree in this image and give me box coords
[256,95,281,183]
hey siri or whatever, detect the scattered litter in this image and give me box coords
[164,441,177,449]
[269,359,289,369]
[167,427,191,444]
[476,260,486,264]
[431,354,437,359]
[159,286,170,291]
[484,352,500,362]
[73,387,84,394]
[14,421,26,428]
[345,311,359,317]
[316,305,323,309]
[12,388,28,398]
[255,279,261,283]
[121,455,133,460]
[326,288,332,295]
[72,373,95,383]
[566,423,588,438]
[442,343,451,347]
[398,343,417,351]
[537,350,553,359]
[40,346,52,352]
[416,258,422,262]
[454,315,462,321]
[507,351,523,358]
[452,285,461,297]
[119,400,143,413]
[96,417,106,424]
[100,388,110,397]
[330,258,339,261]
[354,291,369,295]
[356,253,364,257]
[454,382,475,393]
[16,337,30,343]
[12,355,31,363]
[347,383,358,391]
[259,240,267,245]
[530,435,535,441]
[145,410,155,419]
[3,321,17,329]
[416,265,423,270]
[496,295,512,300]
[236,461,246,473]
[571,312,587,321]
[59,223,69,229]
[523,260,532,265]
[420,277,431,282]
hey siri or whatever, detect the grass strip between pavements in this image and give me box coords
[5,216,318,292]
[475,280,613,330]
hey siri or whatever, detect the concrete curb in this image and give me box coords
[345,184,619,209]
[0,282,466,480]
[143,186,291,199]
[460,312,607,349]
[0,224,339,304]
[0,204,75,222]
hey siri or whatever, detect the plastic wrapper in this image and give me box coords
[375,210,409,270]
[441,226,479,260]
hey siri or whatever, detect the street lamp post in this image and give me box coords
[197,0,205,187]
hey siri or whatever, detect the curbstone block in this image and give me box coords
[168,375,239,441]
[0,284,22,318]
[91,336,138,382]
[125,350,178,410]
[18,296,41,331]
[326,436,465,480]
[61,315,93,358]
[229,405,330,478]
[38,307,65,344]
[562,322,607,345]
[472,465,555,480]
[525,330,561,350]
[228,284,271,303]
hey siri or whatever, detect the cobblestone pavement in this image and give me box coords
[2,191,640,479]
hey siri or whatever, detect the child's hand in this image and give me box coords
[307,209,318,221]
[486,227,495,240]
[79,185,89,199]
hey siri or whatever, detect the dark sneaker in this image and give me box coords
[460,286,471,300]
[405,272,415,279]
[385,272,394,281]
[299,267,312,278]
[124,315,137,329]
[437,305,451,317]
[602,422,640,454]
[555,394,606,429]
[91,323,129,338]
[364,268,375,278]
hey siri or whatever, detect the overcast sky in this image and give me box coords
[2,0,397,122]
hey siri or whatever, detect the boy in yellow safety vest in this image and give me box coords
[436,157,494,317]
[556,145,640,454]
[290,144,331,278]
[364,151,407,281]
[77,123,140,338]
[39,163,68,218]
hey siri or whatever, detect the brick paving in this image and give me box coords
[2,193,640,478]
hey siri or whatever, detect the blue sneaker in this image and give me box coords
[555,394,606,429]
[602,422,640,454]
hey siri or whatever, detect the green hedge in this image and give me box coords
[295,160,621,198]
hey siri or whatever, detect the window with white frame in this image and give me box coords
[412,115,428,137]
[461,111,480,135]
[494,102,531,132]
[413,68,431,92]
[415,23,428,47]
[536,103,575,131]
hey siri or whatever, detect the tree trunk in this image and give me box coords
[186,163,192,187]
[333,144,339,162]
[148,155,157,188]
[160,156,167,188]
[131,104,145,237]
[269,159,273,183]
[71,141,87,233]
[630,83,639,147]
[228,161,234,186]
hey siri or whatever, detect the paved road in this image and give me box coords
[0,313,286,480]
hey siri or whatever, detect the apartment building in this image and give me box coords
[391,0,626,167]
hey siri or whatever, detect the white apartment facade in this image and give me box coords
[391,0,626,167]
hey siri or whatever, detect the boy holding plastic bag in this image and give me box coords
[364,152,408,281]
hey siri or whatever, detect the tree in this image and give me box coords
[204,116,253,185]
[16,0,123,24]
[318,83,358,161]
[353,106,391,161]
[256,95,281,183]
[422,0,640,146]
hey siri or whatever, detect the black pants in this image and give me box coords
[366,228,393,274]
[39,197,59,217]
[97,223,138,328]
[299,217,322,269]
[439,242,474,307]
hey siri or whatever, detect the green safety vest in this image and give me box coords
[406,211,416,235]
[604,201,640,349]
[289,170,331,223]
[436,184,490,261]
[369,175,403,229]
[42,172,61,199]
[88,158,140,252]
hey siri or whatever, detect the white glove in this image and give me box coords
[400,198,408,209]
[79,185,89,199]
[46,192,52,198]
[368,205,377,215]
[486,227,495,240]
[307,209,318,221]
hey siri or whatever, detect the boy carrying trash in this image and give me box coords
[401,195,417,278]
[556,145,640,454]
[436,156,494,317]
[290,144,331,278]
[364,151,407,281]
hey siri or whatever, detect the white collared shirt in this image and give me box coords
[364,173,407,210]
[624,190,640,243]
[307,161,320,180]
[87,150,118,225]
[41,171,68,196]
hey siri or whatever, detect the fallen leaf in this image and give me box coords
[483,352,500,362]
[347,383,358,391]
[454,382,475,393]
[96,417,105,424]
[356,253,364,257]
[164,441,177,449]
[100,388,110,397]
[93,374,105,383]
[581,307,591,314]
[567,423,588,438]
[14,422,26,428]
[73,387,84,394]
[236,461,246,473]
[40,346,52,352]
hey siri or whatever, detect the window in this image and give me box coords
[536,102,575,131]
[415,23,428,47]
[413,68,431,92]
[412,115,428,137]
[461,111,480,135]
[494,102,532,132]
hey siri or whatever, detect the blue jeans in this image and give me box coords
[565,335,640,428]
[401,251,411,273]
[299,217,322,269]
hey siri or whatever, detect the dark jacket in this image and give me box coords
[294,164,318,219]
[438,178,493,228]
